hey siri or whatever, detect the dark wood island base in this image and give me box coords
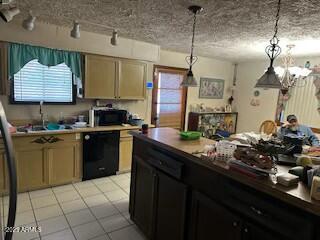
[129,128,320,240]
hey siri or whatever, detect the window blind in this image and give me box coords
[283,75,320,128]
[13,59,73,103]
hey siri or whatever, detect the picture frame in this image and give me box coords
[199,78,225,99]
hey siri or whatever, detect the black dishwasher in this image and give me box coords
[83,131,120,180]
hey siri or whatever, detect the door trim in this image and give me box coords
[152,65,188,130]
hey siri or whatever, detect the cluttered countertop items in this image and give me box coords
[4,105,151,137]
[199,131,320,200]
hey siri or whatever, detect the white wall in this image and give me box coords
[0,20,234,127]
[235,56,320,132]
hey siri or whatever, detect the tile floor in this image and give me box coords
[0,172,146,240]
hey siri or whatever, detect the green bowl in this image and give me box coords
[180,131,201,140]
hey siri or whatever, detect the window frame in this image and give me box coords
[9,62,77,105]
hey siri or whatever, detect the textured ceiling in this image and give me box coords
[10,0,320,61]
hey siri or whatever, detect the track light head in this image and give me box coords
[110,29,118,46]
[0,6,20,22]
[70,21,80,39]
[22,13,36,31]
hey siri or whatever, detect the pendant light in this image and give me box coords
[70,21,80,39]
[0,6,20,22]
[22,12,36,31]
[181,5,203,87]
[255,0,282,89]
[110,29,118,46]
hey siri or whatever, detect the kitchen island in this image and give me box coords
[129,128,320,240]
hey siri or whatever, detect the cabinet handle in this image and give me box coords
[232,221,238,227]
[250,206,263,216]
[244,228,249,233]
[31,136,63,144]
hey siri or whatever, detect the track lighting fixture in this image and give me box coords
[22,12,36,31]
[0,6,20,22]
[110,29,118,46]
[70,21,80,39]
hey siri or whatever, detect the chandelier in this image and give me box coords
[274,44,312,94]
[181,5,203,87]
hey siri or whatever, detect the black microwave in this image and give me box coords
[89,108,128,126]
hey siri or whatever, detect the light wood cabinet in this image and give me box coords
[15,148,48,191]
[119,60,147,100]
[48,142,80,185]
[119,136,133,172]
[85,55,118,99]
[84,54,147,100]
[10,133,82,192]
[0,150,7,194]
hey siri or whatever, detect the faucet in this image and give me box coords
[39,101,45,128]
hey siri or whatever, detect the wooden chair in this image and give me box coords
[259,120,277,135]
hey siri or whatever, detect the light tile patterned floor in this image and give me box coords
[1,172,147,240]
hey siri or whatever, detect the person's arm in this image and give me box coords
[277,126,287,139]
[306,127,320,146]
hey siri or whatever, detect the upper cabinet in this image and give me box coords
[84,55,118,99]
[84,54,147,100]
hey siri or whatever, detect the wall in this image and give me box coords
[235,56,320,133]
[0,20,234,127]
[159,50,234,129]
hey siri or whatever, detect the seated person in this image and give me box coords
[278,114,320,146]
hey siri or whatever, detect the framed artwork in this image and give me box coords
[199,78,224,99]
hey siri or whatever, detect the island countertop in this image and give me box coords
[130,127,320,217]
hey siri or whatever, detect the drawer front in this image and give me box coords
[222,180,314,240]
[13,133,81,148]
[148,148,183,179]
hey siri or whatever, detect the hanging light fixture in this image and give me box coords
[255,0,282,90]
[181,5,203,87]
[110,29,118,46]
[274,44,312,94]
[70,21,80,39]
[22,11,36,31]
[0,6,20,22]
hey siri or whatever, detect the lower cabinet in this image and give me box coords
[15,148,48,191]
[119,136,133,172]
[130,156,187,240]
[130,156,155,239]
[0,150,7,193]
[48,142,80,185]
[189,191,242,240]
[2,133,83,193]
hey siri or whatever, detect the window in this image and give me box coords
[12,59,75,104]
[277,75,320,128]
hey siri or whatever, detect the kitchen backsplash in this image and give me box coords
[1,92,152,125]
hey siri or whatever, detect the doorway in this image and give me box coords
[151,65,188,130]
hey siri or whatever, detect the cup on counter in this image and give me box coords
[78,115,85,122]
[142,124,149,134]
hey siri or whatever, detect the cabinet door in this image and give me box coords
[48,143,80,185]
[119,137,133,172]
[15,148,48,191]
[130,156,156,239]
[242,222,287,240]
[154,170,187,240]
[85,54,117,99]
[118,60,146,99]
[189,191,242,240]
[0,151,7,194]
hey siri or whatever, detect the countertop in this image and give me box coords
[130,127,320,216]
[10,125,154,138]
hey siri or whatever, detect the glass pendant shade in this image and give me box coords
[181,69,197,87]
[255,66,282,89]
